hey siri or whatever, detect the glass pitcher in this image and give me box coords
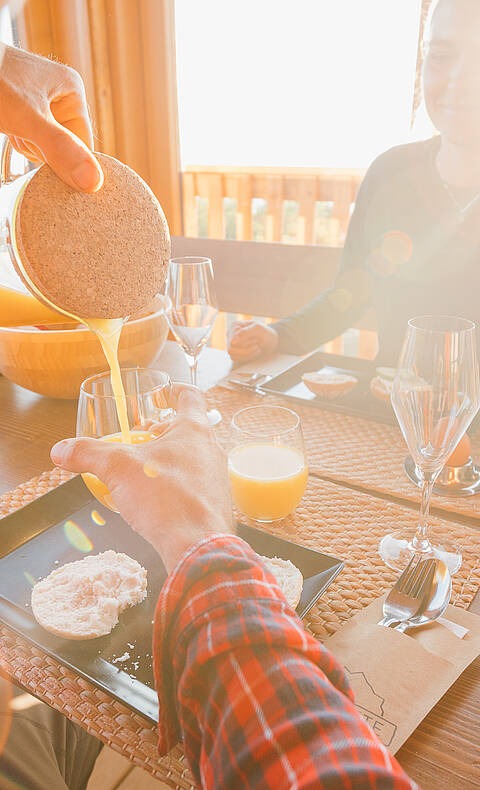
[0,136,77,327]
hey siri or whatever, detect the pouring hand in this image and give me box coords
[0,45,103,192]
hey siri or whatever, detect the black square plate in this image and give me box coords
[0,477,343,723]
[261,349,395,424]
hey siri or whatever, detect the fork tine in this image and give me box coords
[414,559,437,599]
[403,556,431,595]
[410,558,435,597]
[395,555,416,592]
[397,555,423,594]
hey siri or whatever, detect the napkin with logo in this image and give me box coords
[324,596,480,754]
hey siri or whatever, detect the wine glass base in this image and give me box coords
[379,528,462,574]
[207,408,222,426]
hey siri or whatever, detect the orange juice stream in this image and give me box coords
[85,318,131,444]
[1,239,133,443]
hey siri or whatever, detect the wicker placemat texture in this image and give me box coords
[209,385,480,523]
[1,469,479,788]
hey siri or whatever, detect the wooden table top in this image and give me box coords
[0,343,479,789]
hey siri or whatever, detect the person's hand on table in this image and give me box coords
[50,387,233,573]
[228,320,279,362]
[0,44,103,192]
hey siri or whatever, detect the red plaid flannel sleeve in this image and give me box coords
[153,534,418,789]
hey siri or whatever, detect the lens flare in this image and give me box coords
[91,510,106,526]
[369,231,413,276]
[368,248,395,276]
[64,521,93,553]
[23,571,36,587]
[143,461,160,478]
[328,287,352,313]
[382,230,413,264]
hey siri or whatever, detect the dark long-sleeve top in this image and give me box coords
[154,534,417,789]
[274,136,480,366]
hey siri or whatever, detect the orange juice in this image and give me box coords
[0,284,78,327]
[228,443,308,521]
[82,430,156,510]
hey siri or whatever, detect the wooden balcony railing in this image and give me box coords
[182,165,365,246]
[181,164,377,359]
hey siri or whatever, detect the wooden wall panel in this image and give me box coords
[139,0,182,235]
[87,0,116,153]
[14,0,181,233]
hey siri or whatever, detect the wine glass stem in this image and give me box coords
[187,354,198,387]
[413,476,435,552]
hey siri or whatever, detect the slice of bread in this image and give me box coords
[260,555,303,609]
[302,370,358,399]
[370,375,393,403]
[31,550,147,640]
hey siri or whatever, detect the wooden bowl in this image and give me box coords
[0,295,171,399]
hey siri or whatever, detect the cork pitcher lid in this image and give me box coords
[14,153,170,318]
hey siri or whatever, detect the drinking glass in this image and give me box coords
[166,256,221,424]
[77,367,173,511]
[228,405,308,522]
[380,316,480,573]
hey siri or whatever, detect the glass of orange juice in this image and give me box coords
[76,368,173,511]
[228,405,308,522]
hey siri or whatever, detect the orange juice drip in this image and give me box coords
[82,430,155,510]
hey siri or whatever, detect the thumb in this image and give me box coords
[51,436,117,478]
[176,386,209,424]
[37,120,103,193]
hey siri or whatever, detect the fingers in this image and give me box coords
[228,321,255,345]
[228,325,266,350]
[51,436,121,478]
[35,117,103,193]
[229,344,262,362]
[231,324,268,344]
[9,136,38,162]
[229,320,255,337]
[50,96,94,151]
[176,387,209,425]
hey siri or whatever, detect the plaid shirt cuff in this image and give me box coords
[152,534,416,790]
[152,533,352,753]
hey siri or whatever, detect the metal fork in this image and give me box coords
[378,556,437,627]
[228,372,271,394]
[229,371,268,386]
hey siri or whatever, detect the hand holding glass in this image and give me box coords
[380,316,480,573]
[76,368,172,511]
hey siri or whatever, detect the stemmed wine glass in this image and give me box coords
[166,256,221,424]
[380,315,480,574]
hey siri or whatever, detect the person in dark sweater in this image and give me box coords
[229,0,480,367]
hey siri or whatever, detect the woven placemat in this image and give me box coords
[209,385,480,524]
[0,469,479,788]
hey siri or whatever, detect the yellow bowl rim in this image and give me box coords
[0,295,172,335]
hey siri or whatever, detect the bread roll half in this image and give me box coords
[260,555,303,609]
[31,550,147,640]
